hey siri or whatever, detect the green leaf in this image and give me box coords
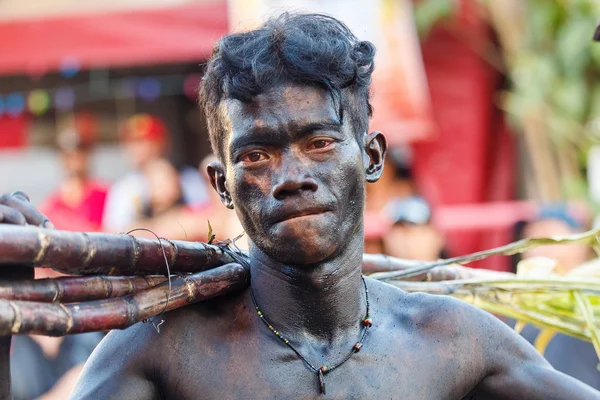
[588,84,600,119]
[551,79,588,121]
[207,220,215,245]
[526,1,563,48]
[414,0,456,38]
[555,18,594,77]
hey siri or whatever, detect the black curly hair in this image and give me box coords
[199,13,376,161]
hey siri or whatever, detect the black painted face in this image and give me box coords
[209,83,385,265]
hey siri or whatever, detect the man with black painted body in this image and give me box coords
[1,13,599,399]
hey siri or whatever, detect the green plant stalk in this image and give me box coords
[573,291,600,360]
[389,278,600,294]
[390,280,597,341]
[469,294,591,342]
[372,230,600,280]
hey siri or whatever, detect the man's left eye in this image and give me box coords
[310,139,332,149]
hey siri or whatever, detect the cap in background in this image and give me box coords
[384,196,431,226]
[537,204,581,230]
[120,114,167,143]
[56,112,98,151]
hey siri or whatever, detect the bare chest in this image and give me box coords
[155,323,481,400]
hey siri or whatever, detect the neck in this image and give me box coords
[249,234,365,342]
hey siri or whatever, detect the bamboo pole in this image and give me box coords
[0,225,237,275]
[0,263,249,336]
[0,275,167,303]
[0,257,444,306]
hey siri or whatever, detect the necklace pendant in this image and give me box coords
[318,368,326,395]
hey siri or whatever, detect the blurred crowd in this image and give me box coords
[10,113,248,400]
[9,113,599,398]
[37,113,245,245]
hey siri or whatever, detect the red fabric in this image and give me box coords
[410,3,517,270]
[39,180,109,232]
[0,1,228,75]
[0,116,28,149]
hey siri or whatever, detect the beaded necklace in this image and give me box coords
[250,274,372,395]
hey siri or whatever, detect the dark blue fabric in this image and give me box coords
[10,332,104,400]
[504,318,600,390]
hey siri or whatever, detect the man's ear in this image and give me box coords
[364,131,387,183]
[206,162,234,209]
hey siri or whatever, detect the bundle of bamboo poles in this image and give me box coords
[0,225,435,336]
[0,224,598,362]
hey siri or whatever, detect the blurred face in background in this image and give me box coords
[124,138,165,170]
[60,147,90,179]
[381,196,444,260]
[383,222,444,261]
[522,218,588,272]
[145,159,182,215]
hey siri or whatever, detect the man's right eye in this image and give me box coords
[241,151,268,163]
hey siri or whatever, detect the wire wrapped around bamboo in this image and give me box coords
[0,225,237,275]
[0,263,249,336]
[0,275,167,303]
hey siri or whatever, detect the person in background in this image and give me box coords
[102,114,209,233]
[39,127,108,233]
[364,146,419,253]
[514,206,589,273]
[126,158,198,240]
[381,196,446,261]
[10,321,104,400]
[509,205,599,390]
[140,158,185,219]
[126,155,247,245]
[365,146,415,213]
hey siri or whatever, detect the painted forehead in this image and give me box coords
[227,84,339,123]
[222,85,341,146]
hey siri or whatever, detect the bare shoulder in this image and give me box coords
[365,277,523,359]
[82,287,250,371]
[134,287,251,357]
[72,289,250,399]
[366,277,478,322]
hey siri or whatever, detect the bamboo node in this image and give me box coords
[8,301,21,334]
[81,232,96,266]
[100,275,114,298]
[130,235,142,269]
[183,275,197,303]
[59,303,73,333]
[33,230,51,264]
[51,278,61,303]
[164,238,178,269]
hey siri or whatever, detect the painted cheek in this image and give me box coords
[230,168,273,231]
[325,145,364,200]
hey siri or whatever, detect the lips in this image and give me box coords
[270,206,333,224]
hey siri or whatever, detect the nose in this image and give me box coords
[272,165,318,200]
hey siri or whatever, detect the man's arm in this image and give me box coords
[468,302,600,399]
[69,324,162,400]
